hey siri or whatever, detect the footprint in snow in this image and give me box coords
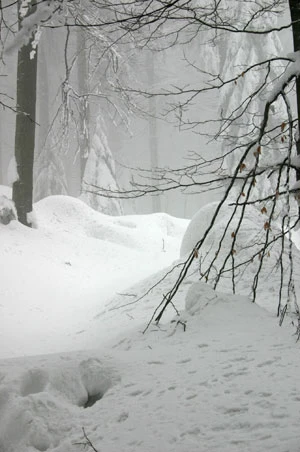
[20,368,48,396]
[255,399,274,409]
[177,358,191,364]
[197,343,209,348]
[259,392,272,398]
[222,364,232,370]
[257,357,281,368]
[230,356,248,363]
[224,406,248,416]
[117,411,129,422]
[186,394,197,400]
[128,389,144,397]
[223,370,248,379]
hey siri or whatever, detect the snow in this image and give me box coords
[1,189,300,452]
[6,157,19,186]
[0,195,16,225]
[291,180,300,191]
[5,1,54,54]
[180,201,235,257]
[269,51,300,102]
[0,190,186,359]
[291,155,300,168]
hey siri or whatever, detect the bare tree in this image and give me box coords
[0,0,133,220]
[81,1,300,330]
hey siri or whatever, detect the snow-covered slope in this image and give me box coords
[0,192,187,359]
[0,280,299,452]
[1,192,300,452]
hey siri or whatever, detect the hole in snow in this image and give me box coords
[84,392,103,408]
[20,368,48,397]
[79,358,119,409]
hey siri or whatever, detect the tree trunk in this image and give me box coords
[77,28,90,182]
[12,0,38,227]
[289,0,300,181]
[36,30,49,159]
[147,51,161,213]
[0,114,3,185]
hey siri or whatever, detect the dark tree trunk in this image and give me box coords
[36,30,49,158]
[0,116,3,185]
[289,0,300,181]
[13,0,38,227]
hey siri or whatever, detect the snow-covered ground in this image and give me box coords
[0,189,187,359]
[0,190,300,452]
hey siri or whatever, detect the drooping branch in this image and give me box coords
[147,79,300,327]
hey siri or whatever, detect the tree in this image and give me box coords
[76,26,90,180]
[2,1,300,329]
[33,28,69,202]
[81,116,123,215]
[289,0,300,183]
[12,0,38,227]
[147,50,161,213]
[1,0,130,221]
[83,1,300,330]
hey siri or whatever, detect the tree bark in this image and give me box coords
[289,0,300,181]
[13,0,38,227]
[36,30,49,159]
[0,113,3,185]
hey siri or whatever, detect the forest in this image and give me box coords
[1,2,300,451]
[0,0,294,220]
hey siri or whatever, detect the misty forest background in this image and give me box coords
[1,1,292,221]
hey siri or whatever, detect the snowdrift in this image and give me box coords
[0,192,187,359]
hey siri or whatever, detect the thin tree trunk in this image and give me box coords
[13,0,37,226]
[147,51,161,213]
[77,28,90,182]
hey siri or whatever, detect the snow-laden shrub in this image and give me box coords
[0,196,16,225]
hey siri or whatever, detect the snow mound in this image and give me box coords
[185,280,251,317]
[0,192,187,359]
[186,281,227,315]
[0,195,16,225]
[36,195,187,252]
[180,201,260,257]
[0,185,12,198]
[179,201,300,313]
